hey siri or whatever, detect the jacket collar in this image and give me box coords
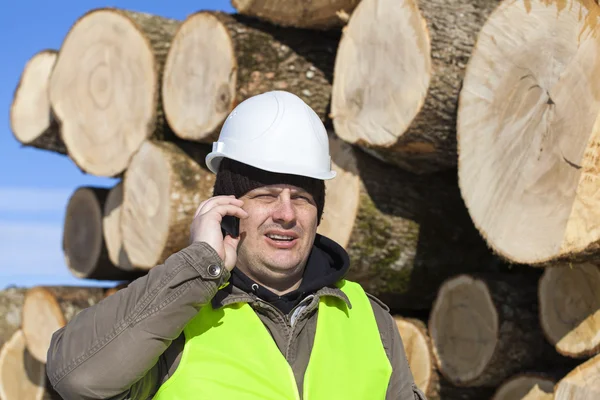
[211,283,352,311]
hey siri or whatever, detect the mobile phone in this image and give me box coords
[221,215,240,238]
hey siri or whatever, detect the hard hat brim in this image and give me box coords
[205,152,337,181]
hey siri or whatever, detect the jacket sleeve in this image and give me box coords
[385,310,428,400]
[46,241,230,400]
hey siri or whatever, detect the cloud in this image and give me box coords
[0,187,73,214]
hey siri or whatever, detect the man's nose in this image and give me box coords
[272,197,296,224]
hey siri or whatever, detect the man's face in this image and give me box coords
[236,184,319,282]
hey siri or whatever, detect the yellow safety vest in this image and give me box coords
[154,279,392,399]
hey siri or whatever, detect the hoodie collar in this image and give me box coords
[212,234,350,313]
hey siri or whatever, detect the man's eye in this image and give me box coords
[293,196,311,202]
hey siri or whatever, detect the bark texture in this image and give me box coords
[49,8,180,177]
[0,288,27,351]
[343,149,499,310]
[230,0,359,29]
[162,11,338,142]
[21,286,105,363]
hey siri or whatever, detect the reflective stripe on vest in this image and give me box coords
[154,279,392,400]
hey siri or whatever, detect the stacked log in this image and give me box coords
[10,49,65,154]
[457,0,600,266]
[555,353,600,399]
[63,186,146,280]
[0,330,56,400]
[0,285,109,400]
[161,11,338,142]
[48,8,180,177]
[491,374,555,400]
[330,0,500,174]
[21,286,105,364]
[538,263,600,359]
[230,0,359,29]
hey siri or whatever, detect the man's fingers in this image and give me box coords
[194,196,242,218]
[206,204,249,220]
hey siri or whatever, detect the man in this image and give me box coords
[47,91,427,400]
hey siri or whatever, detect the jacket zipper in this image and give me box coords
[251,295,314,399]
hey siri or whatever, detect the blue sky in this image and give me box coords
[0,1,233,289]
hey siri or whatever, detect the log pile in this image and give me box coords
[0,286,113,399]
[6,0,600,398]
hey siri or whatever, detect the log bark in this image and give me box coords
[0,330,50,400]
[102,181,134,270]
[121,140,216,269]
[10,49,66,155]
[331,0,499,174]
[162,11,338,142]
[63,186,146,280]
[0,288,26,350]
[49,8,180,177]
[428,273,552,387]
[230,0,359,29]
[339,143,499,310]
[492,374,556,400]
[539,262,600,358]
[21,286,105,363]
[555,353,600,399]
[458,0,600,265]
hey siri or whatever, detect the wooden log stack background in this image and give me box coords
[4,0,600,398]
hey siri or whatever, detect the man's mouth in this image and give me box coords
[264,231,299,249]
[266,233,295,242]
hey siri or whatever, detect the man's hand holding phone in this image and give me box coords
[189,195,248,271]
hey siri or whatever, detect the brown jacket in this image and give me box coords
[47,242,427,399]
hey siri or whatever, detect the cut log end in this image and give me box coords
[492,375,555,400]
[332,0,430,148]
[522,385,554,400]
[21,287,64,364]
[231,0,360,29]
[122,141,215,269]
[162,11,336,143]
[316,134,359,248]
[103,181,134,270]
[394,317,435,397]
[10,50,65,154]
[458,0,600,265]
[429,275,498,385]
[122,142,172,268]
[0,330,47,400]
[555,353,600,399]
[63,187,108,278]
[539,263,600,358]
[49,9,170,176]
[21,286,105,364]
[163,12,235,141]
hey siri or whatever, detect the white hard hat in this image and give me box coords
[205,90,336,180]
